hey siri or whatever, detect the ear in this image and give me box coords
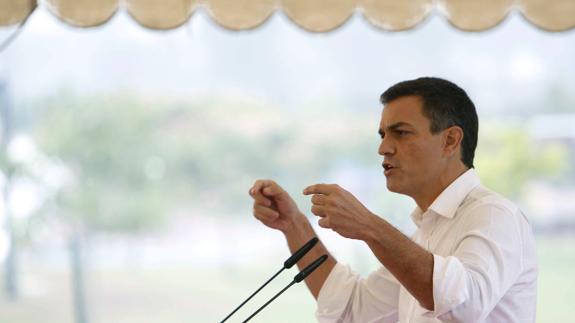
[442,126,464,158]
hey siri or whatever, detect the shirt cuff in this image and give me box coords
[316,262,358,320]
[423,254,469,318]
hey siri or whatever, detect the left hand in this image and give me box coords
[303,184,376,240]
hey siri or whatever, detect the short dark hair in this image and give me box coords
[380,77,478,169]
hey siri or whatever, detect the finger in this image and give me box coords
[249,179,270,196]
[311,194,327,206]
[311,205,326,217]
[303,184,336,195]
[252,194,272,207]
[253,198,272,208]
[253,204,279,221]
[318,217,331,229]
[250,180,273,206]
[262,183,285,198]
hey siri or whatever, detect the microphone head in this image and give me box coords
[293,254,328,283]
[283,237,319,269]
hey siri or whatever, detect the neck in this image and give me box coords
[414,163,469,212]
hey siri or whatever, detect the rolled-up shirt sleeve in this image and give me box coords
[316,262,400,323]
[423,204,525,322]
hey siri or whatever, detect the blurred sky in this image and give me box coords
[0,5,574,116]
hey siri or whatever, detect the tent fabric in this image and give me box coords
[0,0,37,26]
[1,0,574,32]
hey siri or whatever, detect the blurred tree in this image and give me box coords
[0,79,18,301]
[33,93,171,233]
[475,119,569,200]
[28,92,175,323]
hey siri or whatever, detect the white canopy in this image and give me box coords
[1,0,574,32]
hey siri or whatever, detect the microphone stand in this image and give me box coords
[242,254,328,323]
[219,267,284,323]
[220,237,319,323]
[242,280,296,323]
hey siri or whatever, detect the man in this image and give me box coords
[248,77,537,322]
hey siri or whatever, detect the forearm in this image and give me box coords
[283,213,337,299]
[364,215,434,310]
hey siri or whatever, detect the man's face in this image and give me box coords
[378,95,446,196]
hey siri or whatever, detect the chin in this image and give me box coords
[386,178,412,196]
[385,180,401,193]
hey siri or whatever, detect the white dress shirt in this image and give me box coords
[316,169,538,323]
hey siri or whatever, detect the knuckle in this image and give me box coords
[312,206,321,216]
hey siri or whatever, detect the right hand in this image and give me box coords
[249,180,302,233]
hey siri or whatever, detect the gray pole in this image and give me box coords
[69,232,89,323]
[0,79,18,300]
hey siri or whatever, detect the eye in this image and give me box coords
[396,130,409,136]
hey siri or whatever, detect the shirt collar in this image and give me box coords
[410,169,481,226]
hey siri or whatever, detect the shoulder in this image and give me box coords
[465,185,517,214]
[457,185,530,231]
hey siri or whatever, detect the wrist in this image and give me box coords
[362,213,384,245]
[281,211,309,236]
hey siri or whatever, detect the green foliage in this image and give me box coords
[20,92,571,233]
[475,119,569,199]
[29,93,172,232]
[25,93,379,230]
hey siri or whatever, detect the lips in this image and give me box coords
[382,162,397,176]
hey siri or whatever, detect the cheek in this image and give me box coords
[404,141,427,160]
[403,140,442,167]
[420,141,445,165]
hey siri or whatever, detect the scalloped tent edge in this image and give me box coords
[1,0,574,32]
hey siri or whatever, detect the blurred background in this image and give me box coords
[0,2,574,322]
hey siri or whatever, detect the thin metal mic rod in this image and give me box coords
[241,254,328,323]
[220,266,284,323]
[242,280,296,323]
[219,237,318,323]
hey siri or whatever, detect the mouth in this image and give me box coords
[382,162,397,176]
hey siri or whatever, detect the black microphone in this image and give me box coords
[220,237,319,323]
[242,254,328,323]
[284,237,319,269]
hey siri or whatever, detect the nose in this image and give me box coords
[378,136,395,156]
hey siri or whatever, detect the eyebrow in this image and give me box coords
[378,122,413,136]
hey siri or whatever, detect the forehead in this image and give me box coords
[380,95,429,128]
